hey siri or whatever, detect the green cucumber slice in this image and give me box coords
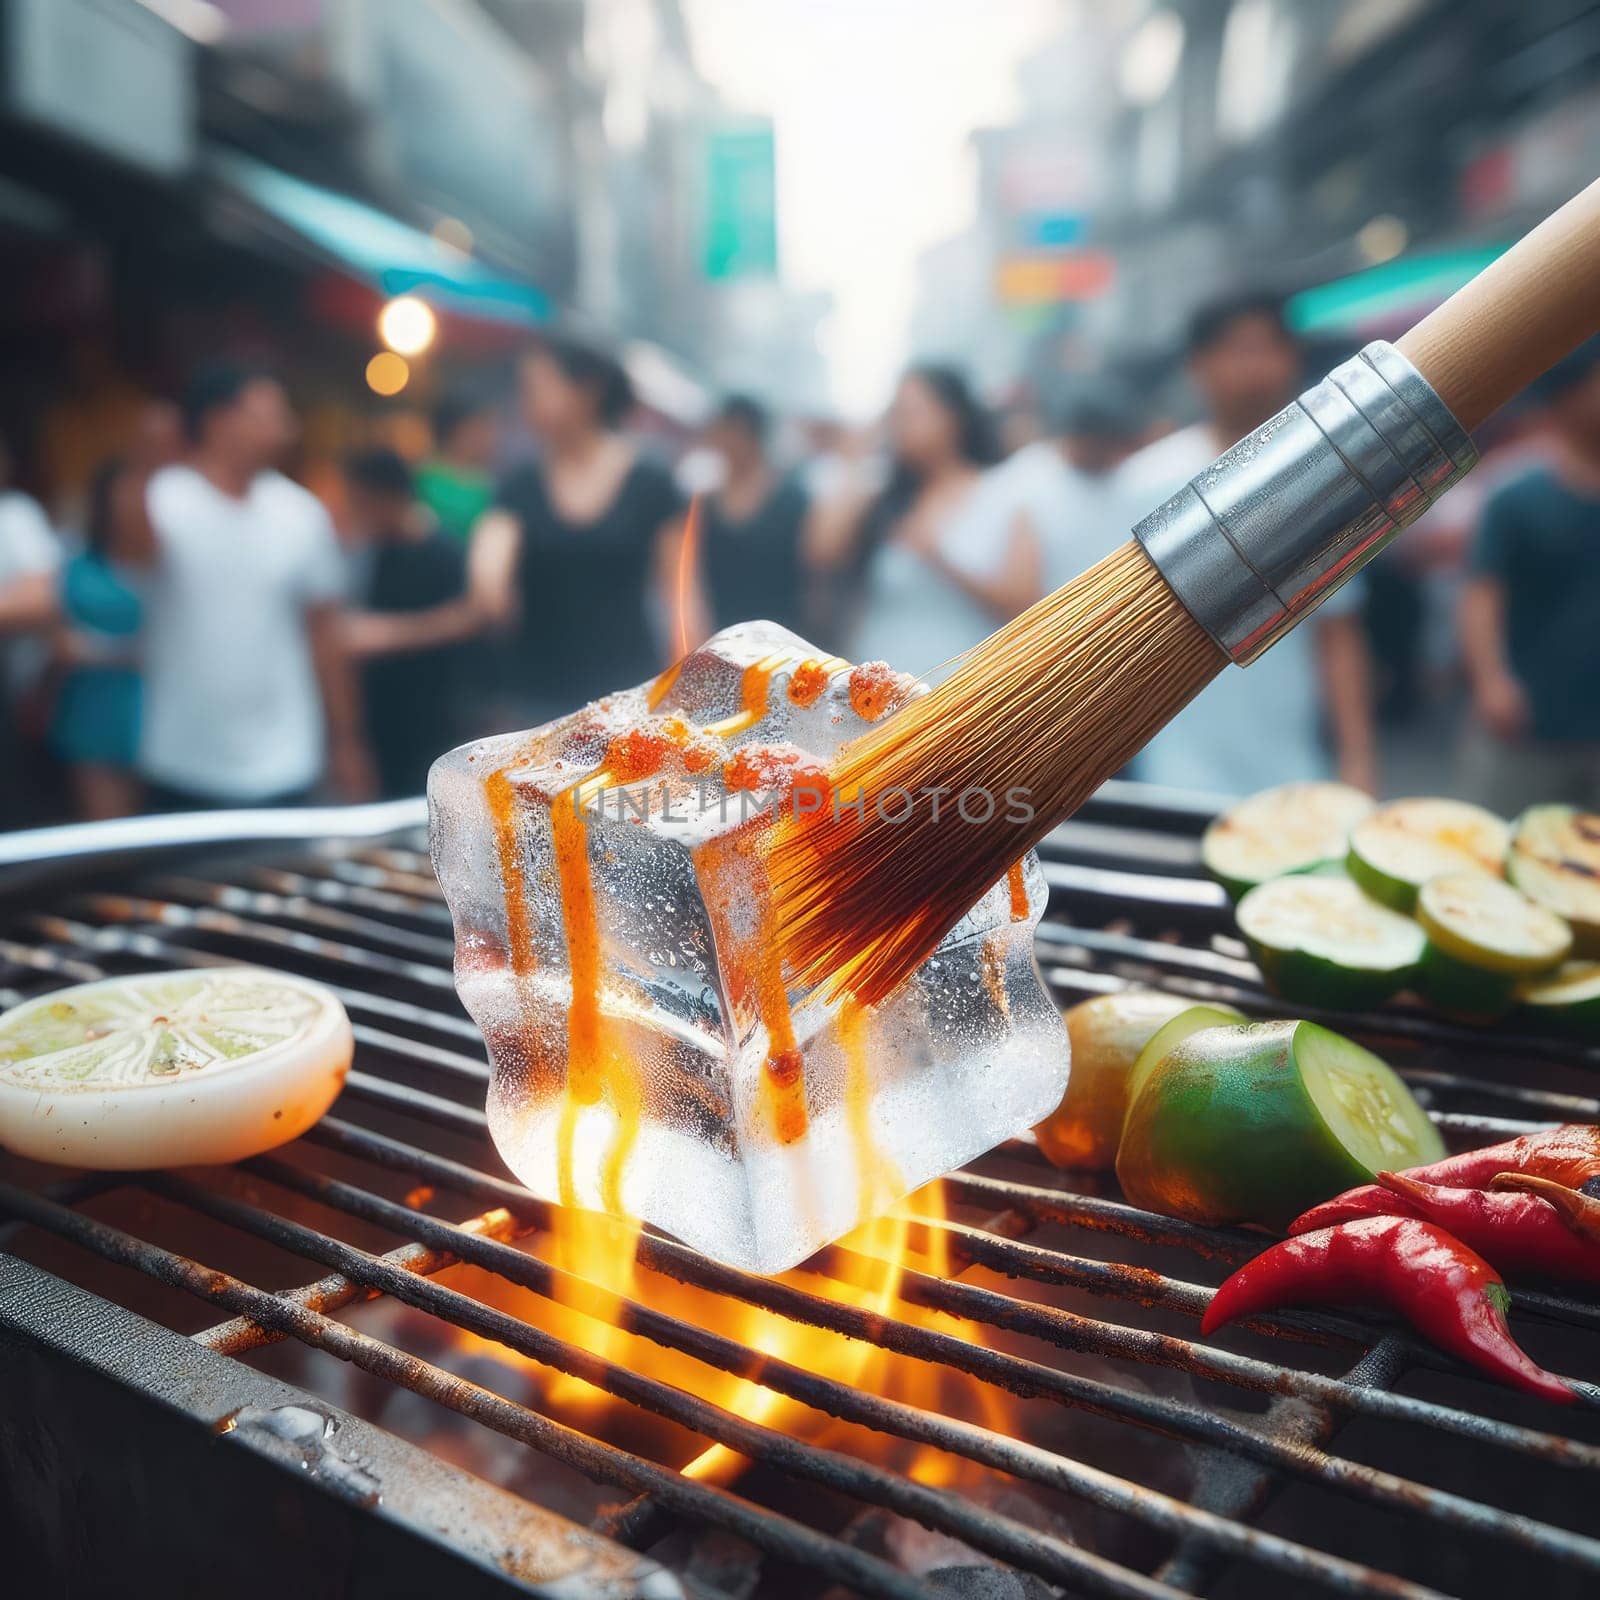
[1124,1002,1247,1110]
[1201,781,1375,900]
[1236,874,1424,1009]
[1293,1021,1446,1172]
[1507,805,1600,956]
[1516,961,1600,1038]
[1346,798,1509,911]
[1116,1019,1444,1229]
[1417,871,1572,976]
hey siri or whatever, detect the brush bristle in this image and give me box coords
[767,541,1224,1005]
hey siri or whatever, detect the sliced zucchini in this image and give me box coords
[1516,962,1600,1039]
[1201,781,1375,901]
[1415,872,1570,1021]
[1417,872,1573,975]
[1346,798,1509,911]
[1124,1002,1247,1110]
[1236,874,1424,1010]
[1507,805,1600,956]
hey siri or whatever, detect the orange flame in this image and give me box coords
[673,495,702,660]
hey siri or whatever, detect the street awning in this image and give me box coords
[211,150,549,325]
[1287,244,1509,336]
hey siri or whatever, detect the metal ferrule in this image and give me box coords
[1134,340,1478,664]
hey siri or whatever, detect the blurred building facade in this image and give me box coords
[0,0,826,504]
[911,0,1600,403]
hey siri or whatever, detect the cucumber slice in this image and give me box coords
[1116,1019,1444,1229]
[1417,872,1572,975]
[1507,805,1600,956]
[1124,1002,1248,1111]
[1346,798,1509,911]
[1516,961,1600,1038]
[1236,874,1424,1010]
[1201,781,1375,900]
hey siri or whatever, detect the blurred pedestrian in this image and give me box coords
[698,394,810,635]
[114,366,374,809]
[342,448,484,796]
[49,460,144,820]
[825,364,1040,678]
[1117,293,1378,796]
[1459,337,1600,811]
[963,379,1144,596]
[468,333,702,722]
[0,434,62,827]
[417,388,501,545]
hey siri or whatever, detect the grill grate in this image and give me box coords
[1,786,1597,1600]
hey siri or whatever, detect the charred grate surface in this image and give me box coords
[0,786,1595,1600]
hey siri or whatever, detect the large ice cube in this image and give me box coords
[429,621,1069,1273]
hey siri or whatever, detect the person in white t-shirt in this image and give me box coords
[1115,294,1378,799]
[832,365,1043,680]
[114,366,373,808]
[0,434,62,826]
[957,381,1144,599]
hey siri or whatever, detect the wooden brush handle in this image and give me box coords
[1398,178,1600,431]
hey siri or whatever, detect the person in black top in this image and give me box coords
[342,449,485,796]
[698,394,811,635]
[469,333,703,721]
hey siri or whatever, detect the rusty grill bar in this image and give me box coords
[0,786,1597,1600]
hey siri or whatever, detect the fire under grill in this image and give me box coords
[1,786,1597,1600]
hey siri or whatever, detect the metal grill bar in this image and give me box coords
[196,1207,535,1356]
[0,1180,942,1600]
[213,1152,1458,1600]
[4,812,1599,1600]
[288,1119,1600,1572]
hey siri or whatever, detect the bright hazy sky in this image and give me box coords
[686,0,1060,417]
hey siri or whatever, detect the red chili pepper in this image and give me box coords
[1491,1172,1600,1244]
[1309,1124,1600,1221]
[1290,1171,1600,1286]
[1201,1216,1573,1403]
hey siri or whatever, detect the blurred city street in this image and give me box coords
[1,0,1599,825]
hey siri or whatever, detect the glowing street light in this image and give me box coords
[366,352,410,396]
[378,295,437,356]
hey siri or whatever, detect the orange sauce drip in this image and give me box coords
[840,996,902,1220]
[704,653,789,738]
[550,774,639,1215]
[486,769,536,981]
[848,660,904,721]
[646,657,683,711]
[753,889,808,1144]
[1006,860,1029,921]
[786,658,831,707]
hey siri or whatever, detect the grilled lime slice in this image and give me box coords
[1507,805,1600,955]
[1235,874,1423,1010]
[1201,781,1374,901]
[1516,962,1600,1039]
[1034,990,1199,1171]
[0,968,352,1169]
[1117,1019,1445,1229]
[1346,798,1509,911]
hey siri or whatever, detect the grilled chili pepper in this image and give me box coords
[1309,1123,1600,1221]
[1290,1170,1600,1285]
[1201,1216,1573,1403]
[1492,1172,1600,1243]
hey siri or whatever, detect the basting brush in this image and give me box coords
[771,178,1600,1008]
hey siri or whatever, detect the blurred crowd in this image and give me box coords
[2,292,1599,831]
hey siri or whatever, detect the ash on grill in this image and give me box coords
[0,786,1597,1600]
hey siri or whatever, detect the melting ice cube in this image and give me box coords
[428,621,1069,1274]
